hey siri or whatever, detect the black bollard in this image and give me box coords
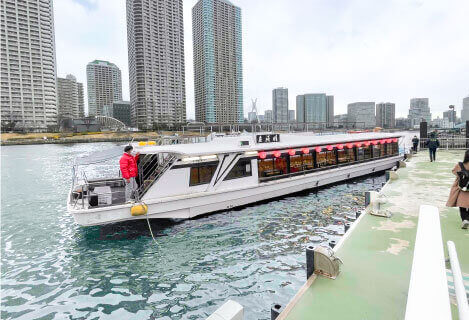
[271,303,283,320]
[385,171,390,182]
[344,222,351,233]
[355,209,361,219]
[329,240,336,248]
[306,245,315,279]
[365,191,371,208]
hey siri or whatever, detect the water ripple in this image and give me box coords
[1,143,385,319]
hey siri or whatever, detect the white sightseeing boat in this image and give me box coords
[68,132,403,226]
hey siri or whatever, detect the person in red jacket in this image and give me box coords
[120,145,140,202]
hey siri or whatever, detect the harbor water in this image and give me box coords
[1,143,385,320]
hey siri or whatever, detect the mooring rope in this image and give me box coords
[140,202,158,245]
[145,212,158,245]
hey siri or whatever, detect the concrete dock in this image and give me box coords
[278,150,468,319]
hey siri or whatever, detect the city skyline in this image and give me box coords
[52,0,469,120]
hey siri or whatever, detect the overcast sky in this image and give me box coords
[54,0,469,119]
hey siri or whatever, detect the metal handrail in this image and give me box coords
[447,241,469,320]
[420,137,468,149]
[137,154,177,198]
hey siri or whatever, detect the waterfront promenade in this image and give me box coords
[278,150,468,319]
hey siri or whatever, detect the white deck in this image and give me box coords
[133,132,402,157]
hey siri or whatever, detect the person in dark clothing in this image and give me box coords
[411,136,419,152]
[426,134,440,162]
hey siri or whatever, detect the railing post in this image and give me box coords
[447,241,469,320]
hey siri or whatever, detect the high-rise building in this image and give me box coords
[296,94,327,123]
[264,110,273,123]
[461,96,469,122]
[103,101,132,127]
[77,83,84,117]
[288,110,295,122]
[443,108,456,126]
[272,88,288,123]
[86,60,122,116]
[395,117,410,129]
[126,0,186,129]
[326,95,334,127]
[408,98,431,127]
[334,114,348,128]
[376,102,395,128]
[193,0,243,124]
[57,75,84,121]
[347,102,376,128]
[248,111,258,123]
[1,0,57,131]
[296,95,304,123]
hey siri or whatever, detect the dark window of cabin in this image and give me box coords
[338,148,354,164]
[316,150,337,167]
[189,162,219,186]
[372,145,381,158]
[386,143,393,155]
[303,153,314,170]
[274,156,288,175]
[316,151,327,168]
[224,158,252,180]
[258,158,275,177]
[289,154,314,173]
[357,147,365,161]
[290,155,303,173]
[390,142,399,155]
[326,150,337,165]
[364,146,372,159]
[379,144,386,156]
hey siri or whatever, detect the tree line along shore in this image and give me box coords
[0,131,203,146]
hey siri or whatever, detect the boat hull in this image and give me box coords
[69,155,402,226]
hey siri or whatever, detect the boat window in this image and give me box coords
[290,155,303,173]
[379,144,386,156]
[303,154,314,170]
[338,149,354,164]
[274,156,288,175]
[224,158,252,180]
[316,151,327,168]
[357,148,364,161]
[189,162,219,186]
[372,145,381,158]
[364,146,372,159]
[386,142,398,155]
[290,154,315,173]
[258,158,275,177]
[326,150,337,165]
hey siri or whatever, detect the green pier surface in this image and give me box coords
[280,150,468,320]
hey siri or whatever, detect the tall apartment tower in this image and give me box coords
[126,0,186,129]
[376,102,395,128]
[57,74,84,120]
[77,83,84,117]
[86,60,122,116]
[408,98,431,127]
[296,93,327,123]
[326,95,334,127]
[347,102,376,128]
[462,96,469,122]
[193,0,243,123]
[1,0,57,131]
[272,88,288,123]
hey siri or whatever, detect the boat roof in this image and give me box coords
[133,132,403,157]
